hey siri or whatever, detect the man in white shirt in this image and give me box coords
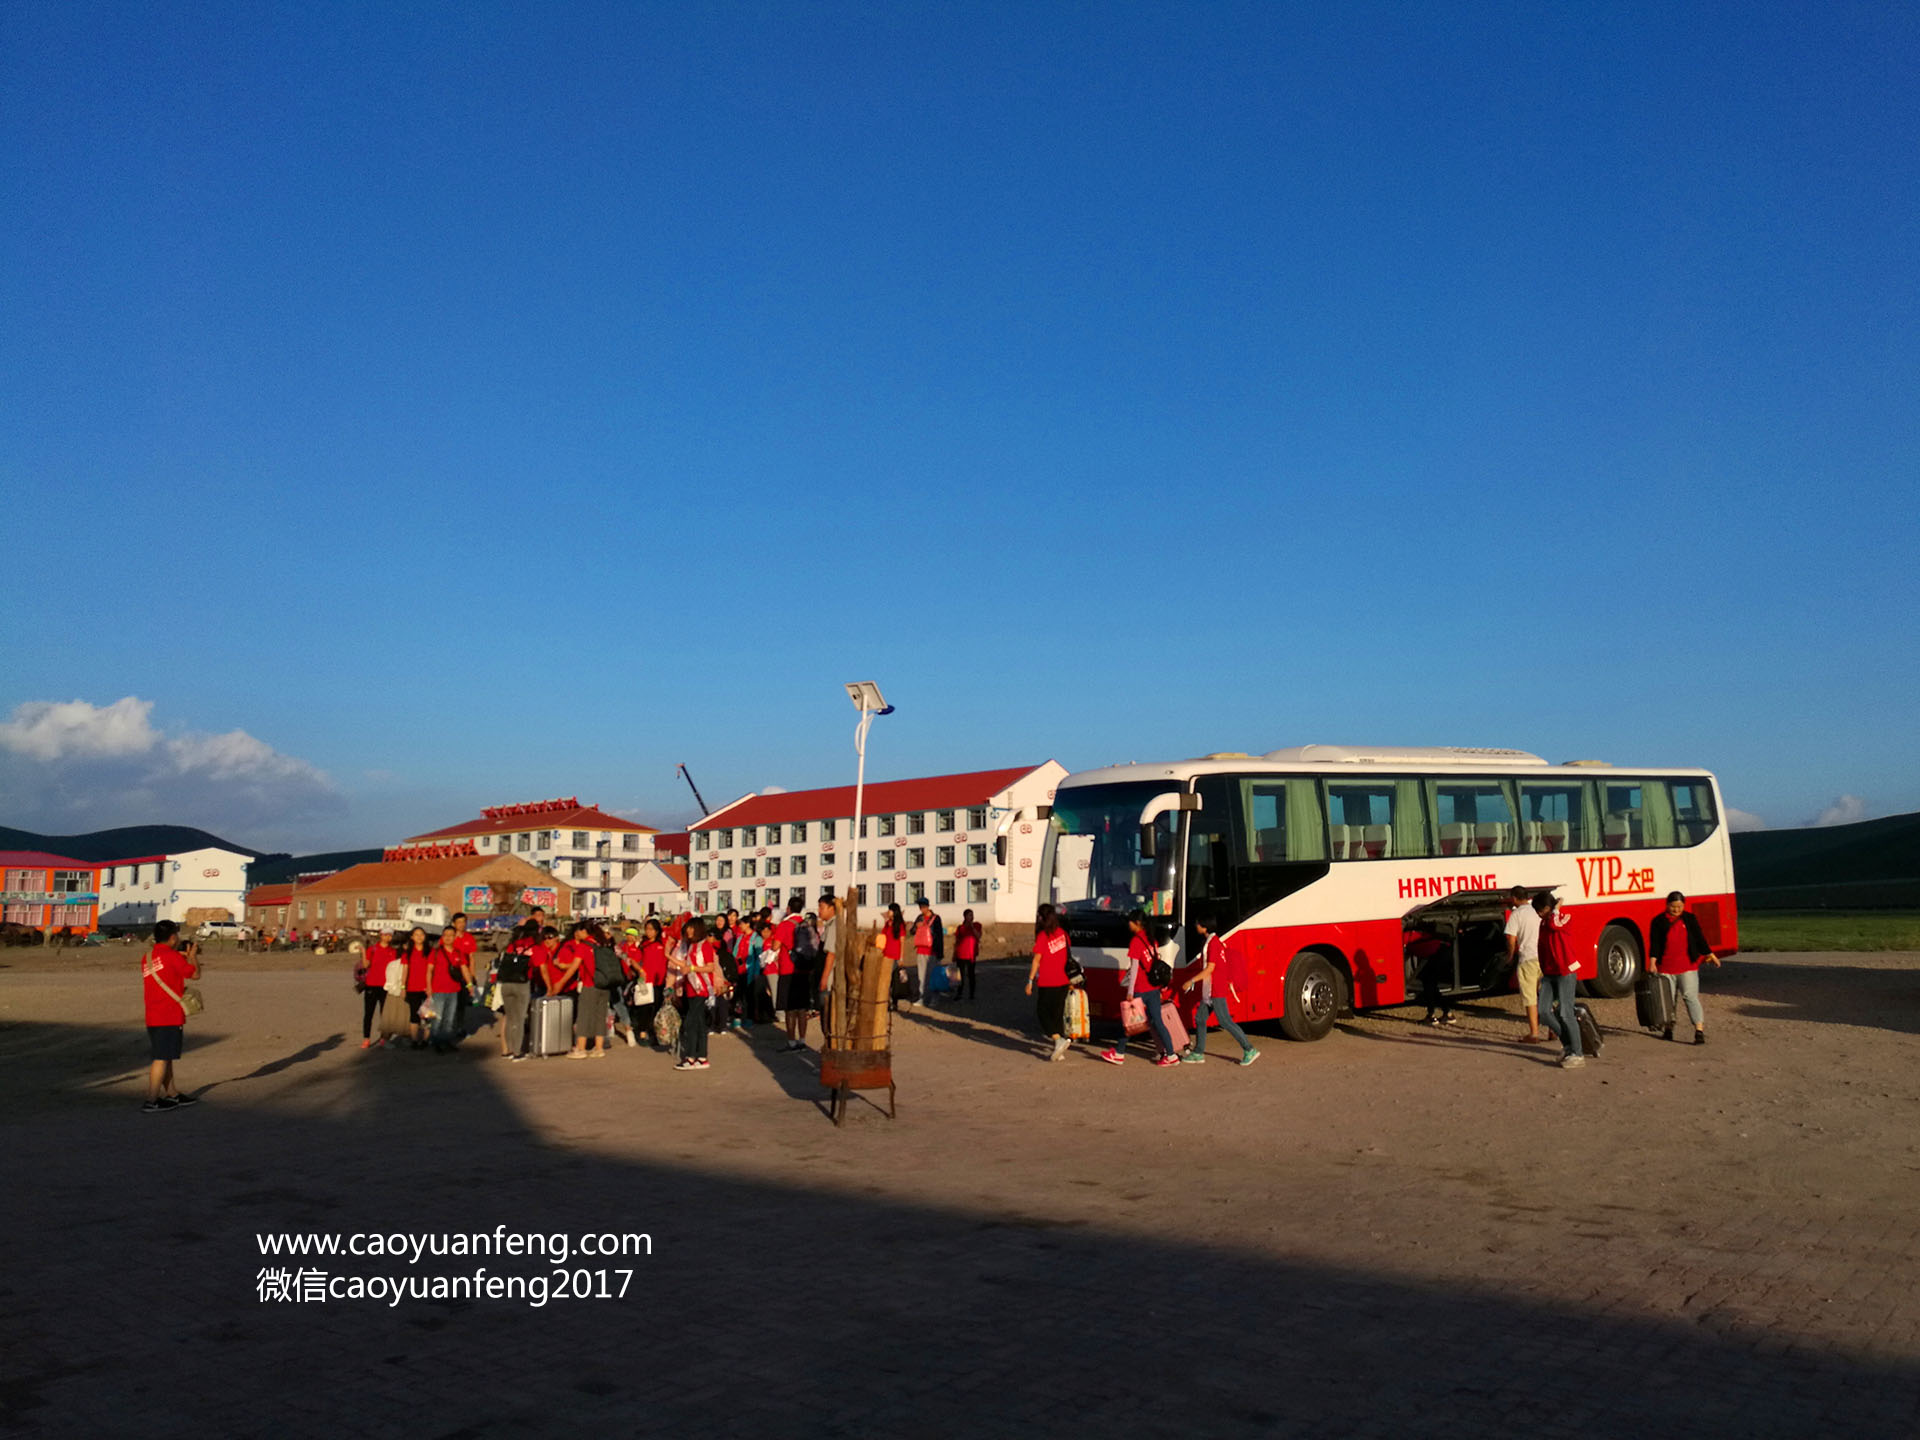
[1503,884,1547,1042]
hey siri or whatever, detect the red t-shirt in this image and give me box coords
[1659,917,1696,975]
[955,922,981,961]
[404,946,433,992]
[363,944,396,989]
[554,940,594,993]
[639,941,669,986]
[142,944,198,1027]
[1202,933,1248,997]
[883,925,903,962]
[1127,932,1162,994]
[763,942,792,976]
[675,941,715,997]
[1032,928,1071,987]
[1539,911,1578,978]
[774,915,800,951]
[429,945,465,994]
[450,932,478,968]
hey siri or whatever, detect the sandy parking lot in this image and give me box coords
[1,949,1917,1437]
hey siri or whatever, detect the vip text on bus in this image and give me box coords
[1031,745,1736,1041]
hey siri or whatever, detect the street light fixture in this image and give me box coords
[843,681,893,914]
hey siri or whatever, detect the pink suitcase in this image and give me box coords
[1160,1000,1190,1055]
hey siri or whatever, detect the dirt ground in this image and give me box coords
[1,950,1917,1437]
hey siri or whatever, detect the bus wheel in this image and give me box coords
[1280,952,1340,1042]
[1589,923,1640,998]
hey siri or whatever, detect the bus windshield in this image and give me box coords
[1042,781,1182,917]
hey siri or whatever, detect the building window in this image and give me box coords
[297,901,307,921]
[742,859,757,879]
[936,811,956,832]
[764,824,782,844]
[378,896,388,915]
[719,831,734,849]
[790,855,807,876]
[856,851,868,872]
[356,898,367,915]
[791,821,808,842]
[878,815,896,837]
[935,846,955,868]
[741,826,758,846]
[907,813,926,835]
[858,818,867,838]
[878,850,895,871]
[694,863,709,882]
[695,832,710,851]
[820,853,833,871]
[623,834,640,851]
[937,880,956,904]
[717,890,732,911]
[967,807,988,828]
[855,885,868,906]
[52,870,88,894]
[622,861,639,880]
[569,830,586,849]
[571,859,588,879]
[968,880,988,903]
[907,882,926,904]
[765,857,781,877]
[967,844,987,866]
[878,883,896,906]
[905,848,924,869]
[718,860,733,879]
[819,820,835,841]
[789,887,805,908]
[517,833,530,851]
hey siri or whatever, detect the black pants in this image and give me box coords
[1035,984,1068,1038]
[1419,959,1452,1016]
[360,986,382,1038]
[955,958,978,1000]
[680,999,709,1060]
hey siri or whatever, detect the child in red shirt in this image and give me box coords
[141,920,201,1112]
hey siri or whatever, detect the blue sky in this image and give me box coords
[2,1,1914,851]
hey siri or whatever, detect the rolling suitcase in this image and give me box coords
[1634,970,1672,1032]
[531,996,573,1056]
[1574,1002,1604,1058]
[1160,1000,1190,1055]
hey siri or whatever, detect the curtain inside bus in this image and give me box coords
[1322,778,1428,860]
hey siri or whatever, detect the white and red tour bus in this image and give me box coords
[1032,745,1737,1040]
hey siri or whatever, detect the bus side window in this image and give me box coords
[1427,780,1518,855]
[1326,779,1428,860]
[1518,784,1587,853]
[1603,784,1645,848]
[1669,781,1718,847]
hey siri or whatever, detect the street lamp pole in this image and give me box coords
[843,682,893,914]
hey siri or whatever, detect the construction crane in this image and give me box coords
[675,763,711,817]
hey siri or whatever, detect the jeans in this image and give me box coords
[1125,992,1175,1057]
[1540,973,1581,1056]
[1197,995,1254,1054]
[428,992,462,1049]
[680,998,709,1061]
[1663,970,1704,1027]
[499,981,531,1055]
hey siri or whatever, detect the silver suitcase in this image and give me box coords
[531,995,573,1056]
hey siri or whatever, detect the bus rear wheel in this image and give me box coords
[1588,923,1641,998]
[1280,952,1340,1042]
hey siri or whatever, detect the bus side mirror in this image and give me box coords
[1139,825,1157,859]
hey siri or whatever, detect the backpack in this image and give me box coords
[1147,958,1173,988]
[592,943,626,988]
[495,946,531,985]
[791,921,820,958]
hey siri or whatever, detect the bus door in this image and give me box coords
[1403,888,1558,996]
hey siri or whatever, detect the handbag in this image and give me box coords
[384,965,407,997]
[380,992,412,1035]
[146,955,205,1017]
[1147,958,1172,988]
[1120,996,1148,1035]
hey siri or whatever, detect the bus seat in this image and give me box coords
[1519,820,1541,851]
[1254,827,1284,863]
[1362,825,1392,859]
[1439,823,1472,857]
[1473,822,1507,854]
[1328,824,1353,860]
[1603,815,1632,849]
[1538,820,1570,852]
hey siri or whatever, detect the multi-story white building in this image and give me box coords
[96,847,254,930]
[688,763,1067,928]
[402,798,660,919]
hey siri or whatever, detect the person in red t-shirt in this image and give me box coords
[141,920,201,1112]
[953,909,983,1002]
[1533,893,1587,1067]
[425,935,467,1053]
[1648,891,1719,1044]
[669,918,723,1069]
[882,903,912,1010]
[1025,904,1079,1061]
[1099,910,1178,1067]
[399,928,435,1047]
[633,919,670,1047]
[552,923,599,1058]
[359,935,397,1049]
[1179,916,1260,1066]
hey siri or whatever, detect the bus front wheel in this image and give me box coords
[1588,923,1641,998]
[1280,952,1340,1042]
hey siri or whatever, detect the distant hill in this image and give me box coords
[247,850,384,886]
[1733,811,1920,909]
[0,823,262,863]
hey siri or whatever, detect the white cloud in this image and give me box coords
[1809,795,1867,828]
[760,785,788,795]
[0,696,344,844]
[1725,807,1768,833]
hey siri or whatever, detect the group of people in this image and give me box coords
[1023,904,1263,1068]
[351,898,843,1072]
[875,898,985,1009]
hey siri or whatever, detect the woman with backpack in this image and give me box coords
[495,922,537,1060]
[1099,909,1179,1067]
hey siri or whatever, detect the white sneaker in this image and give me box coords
[1559,1054,1586,1069]
[1048,1036,1070,1062]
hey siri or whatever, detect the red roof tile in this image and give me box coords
[297,855,506,893]
[0,851,95,870]
[654,864,689,888]
[691,766,1044,831]
[405,803,657,842]
[246,884,294,906]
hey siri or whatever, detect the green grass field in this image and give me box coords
[1738,911,1920,952]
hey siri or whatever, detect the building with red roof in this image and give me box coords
[399,798,662,920]
[1,851,102,933]
[688,762,1066,926]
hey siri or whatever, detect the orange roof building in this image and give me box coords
[287,852,570,931]
[399,797,662,920]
